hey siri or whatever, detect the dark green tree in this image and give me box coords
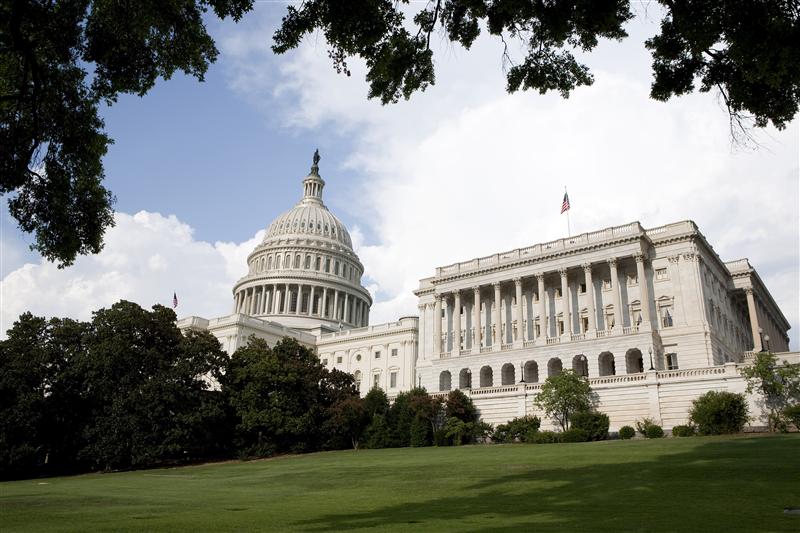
[363,386,390,417]
[535,369,593,431]
[78,301,229,471]
[1,0,255,266]
[223,336,328,456]
[444,389,478,424]
[320,369,365,450]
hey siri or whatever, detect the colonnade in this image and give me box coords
[234,283,369,327]
[426,254,653,356]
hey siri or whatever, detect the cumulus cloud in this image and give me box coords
[219,7,799,347]
[0,211,261,335]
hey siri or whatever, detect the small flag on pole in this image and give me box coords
[172,292,178,309]
[560,191,571,214]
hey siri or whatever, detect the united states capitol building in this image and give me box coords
[179,154,795,430]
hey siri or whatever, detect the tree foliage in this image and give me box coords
[4,1,797,266]
[535,370,593,431]
[688,390,749,435]
[0,302,230,478]
[1,0,255,266]
[740,351,800,432]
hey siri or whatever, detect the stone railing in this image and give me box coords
[434,221,644,277]
[546,337,561,345]
[480,346,493,354]
[623,325,639,335]
[570,333,585,342]
[656,367,727,380]
[501,343,513,351]
[588,374,647,386]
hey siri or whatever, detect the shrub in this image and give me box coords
[783,404,800,429]
[645,424,664,439]
[529,430,561,444]
[492,416,541,443]
[619,426,635,440]
[363,414,391,449]
[561,428,589,443]
[569,411,609,441]
[689,390,749,435]
[635,417,658,435]
[671,424,696,437]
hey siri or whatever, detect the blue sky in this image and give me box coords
[2,4,798,349]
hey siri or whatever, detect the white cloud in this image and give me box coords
[0,211,261,336]
[220,7,799,348]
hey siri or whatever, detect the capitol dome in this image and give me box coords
[231,151,372,331]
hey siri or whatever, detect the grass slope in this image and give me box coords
[2,434,799,532]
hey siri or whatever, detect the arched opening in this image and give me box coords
[626,348,644,374]
[547,358,563,377]
[598,352,616,376]
[354,370,362,393]
[501,363,516,385]
[523,360,539,383]
[439,371,452,391]
[294,254,301,268]
[480,365,493,388]
[459,368,472,389]
[572,354,589,377]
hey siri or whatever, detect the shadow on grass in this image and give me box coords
[294,436,799,533]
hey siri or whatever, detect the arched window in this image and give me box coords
[439,371,452,392]
[354,370,362,393]
[267,256,273,269]
[315,256,321,271]
[458,368,472,389]
[305,255,311,269]
[547,358,563,377]
[599,352,615,376]
[625,348,644,374]
[325,257,331,272]
[335,260,340,275]
[523,360,539,383]
[572,354,589,377]
[294,254,301,269]
[480,366,493,388]
[276,255,283,269]
[501,363,516,385]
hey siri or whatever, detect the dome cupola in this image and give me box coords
[231,150,371,331]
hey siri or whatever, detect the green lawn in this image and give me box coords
[2,434,799,532]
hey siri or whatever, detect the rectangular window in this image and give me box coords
[666,353,679,370]
[661,308,674,328]
[322,359,328,366]
[602,279,612,290]
[579,283,586,294]
[555,288,562,298]
[374,351,381,359]
[581,317,589,333]
[391,348,398,357]
[656,267,668,280]
[390,372,397,388]
[373,373,380,387]
[627,273,638,286]
[336,356,342,364]
[558,320,564,335]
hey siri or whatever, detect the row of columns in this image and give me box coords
[744,286,786,353]
[431,254,653,356]
[234,283,369,326]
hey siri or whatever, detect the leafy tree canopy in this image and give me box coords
[535,369,593,431]
[3,0,797,266]
[740,351,800,432]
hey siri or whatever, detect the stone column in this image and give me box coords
[453,290,461,355]
[514,278,524,345]
[320,288,328,318]
[560,268,571,336]
[493,283,502,350]
[635,253,652,329]
[418,304,426,357]
[536,273,546,341]
[295,284,303,315]
[433,294,442,356]
[583,264,595,332]
[473,286,481,350]
[344,292,350,324]
[333,290,340,321]
[608,258,622,332]
[309,286,316,316]
[442,297,451,352]
[745,288,762,352]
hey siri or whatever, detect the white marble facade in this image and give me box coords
[179,155,795,430]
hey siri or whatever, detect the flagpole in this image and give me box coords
[565,186,571,237]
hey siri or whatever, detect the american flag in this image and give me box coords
[172,292,178,309]
[560,191,571,214]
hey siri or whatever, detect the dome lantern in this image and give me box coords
[301,149,325,204]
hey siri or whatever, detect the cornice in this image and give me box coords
[317,327,419,347]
